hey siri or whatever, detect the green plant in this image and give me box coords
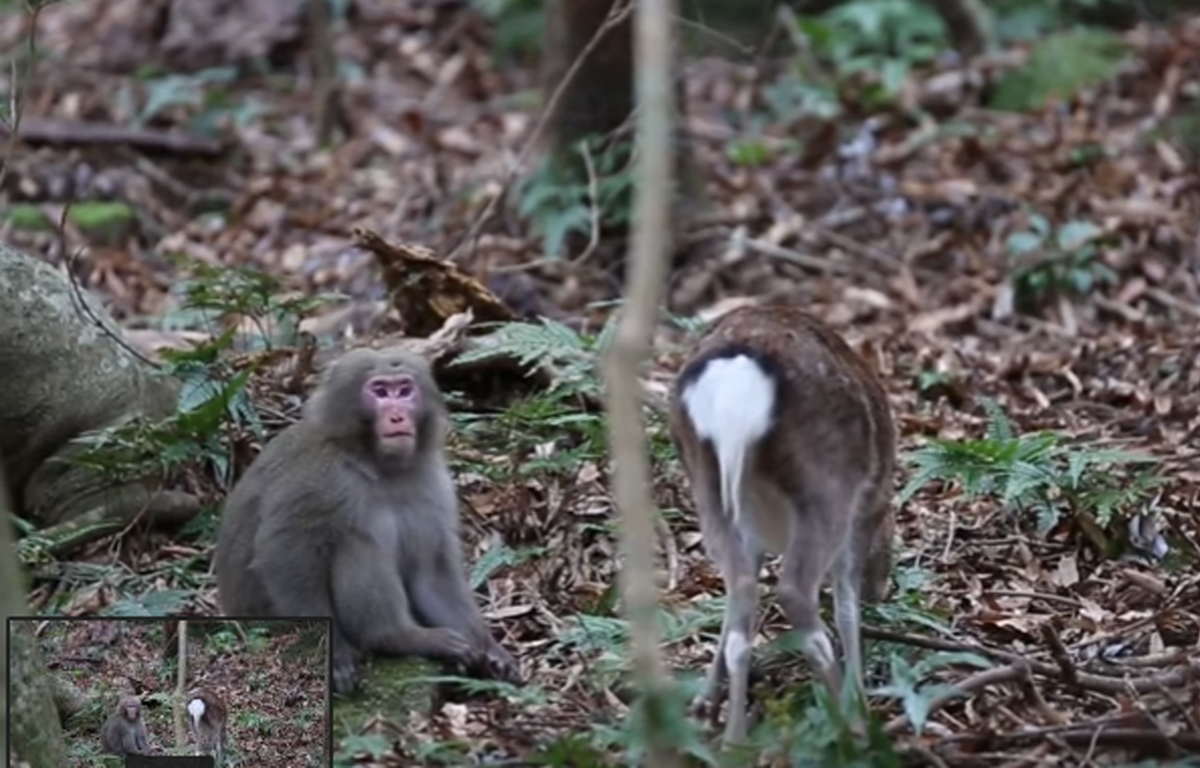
[1004,214,1118,311]
[450,317,617,478]
[989,27,1128,111]
[518,138,636,259]
[67,261,338,522]
[987,0,1135,44]
[468,540,546,589]
[872,651,992,734]
[914,368,953,397]
[130,67,266,136]
[459,316,615,395]
[471,0,544,60]
[769,0,947,119]
[237,710,273,735]
[725,137,774,167]
[899,398,1163,536]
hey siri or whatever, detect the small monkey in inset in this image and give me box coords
[186,687,227,766]
[102,697,150,756]
[668,303,897,745]
[215,346,520,694]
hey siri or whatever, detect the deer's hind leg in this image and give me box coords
[775,478,856,706]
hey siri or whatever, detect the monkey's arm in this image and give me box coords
[253,504,336,616]
[405,468,493,640]
[408,543,491,641]
[331,530,477,663]
[406,522,521,683]
[121,728,145,754]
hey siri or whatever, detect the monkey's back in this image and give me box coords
[215,419,338,615]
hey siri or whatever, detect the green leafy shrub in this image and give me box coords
[1004,214,1118,311]
[518,138,636,259]
[63,261,339,543]
[471,0,544,60]
[900,398,1162,537]
[989,27,1128,111]
[768,0,948,119]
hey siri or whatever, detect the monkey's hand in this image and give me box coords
[472,637,521,685]
[487,640,522,685]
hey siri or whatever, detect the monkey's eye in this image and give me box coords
[397,381,414,399]
[369,382,390,399]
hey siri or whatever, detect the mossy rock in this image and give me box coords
[2,204,54,232]
[67,201,139,246]
[332,657,439,740]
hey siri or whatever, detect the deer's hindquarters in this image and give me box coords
[669,305,898,741]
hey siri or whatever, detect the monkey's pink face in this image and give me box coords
[124,702,140,721]
[364,374,422,455]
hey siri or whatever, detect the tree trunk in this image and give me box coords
[541,0,635,155]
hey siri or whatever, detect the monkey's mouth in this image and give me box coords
[379,432,416,452]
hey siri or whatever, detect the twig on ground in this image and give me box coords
[866,627,1200,693]
[884,661,1032,735]
[1,117,224,156]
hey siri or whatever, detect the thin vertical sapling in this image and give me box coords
[595,0,684,764]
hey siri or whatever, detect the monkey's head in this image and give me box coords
[308,347,445,461]
[120,699,141,722]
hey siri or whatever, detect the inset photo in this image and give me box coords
[8,617,331,768]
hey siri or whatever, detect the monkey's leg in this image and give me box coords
[407,547,489,640]
[332,539,479,665]
[122,730,142,755]
[253,528,368,692]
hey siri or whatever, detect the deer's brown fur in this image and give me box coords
[668,303,896,744]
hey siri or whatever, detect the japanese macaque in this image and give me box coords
[102,697,150,756]
[186,687,227,765]
[667,304,897,745]
[214,346,520,694]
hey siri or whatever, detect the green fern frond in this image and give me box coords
[455,318,594,374]
[980,397,1014,442]
[900,398,1164,545]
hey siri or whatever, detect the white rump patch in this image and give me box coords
[187,698,205,726]
[682,355,776,525]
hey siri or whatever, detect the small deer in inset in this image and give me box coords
[186,687,227,766]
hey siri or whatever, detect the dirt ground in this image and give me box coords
[5,1,1200,766]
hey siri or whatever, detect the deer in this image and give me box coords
[667,301,897,744]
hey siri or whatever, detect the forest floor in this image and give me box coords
[30,619,328,768]
[5,1,1200,766]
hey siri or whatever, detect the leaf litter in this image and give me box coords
[4,1,1200,765]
